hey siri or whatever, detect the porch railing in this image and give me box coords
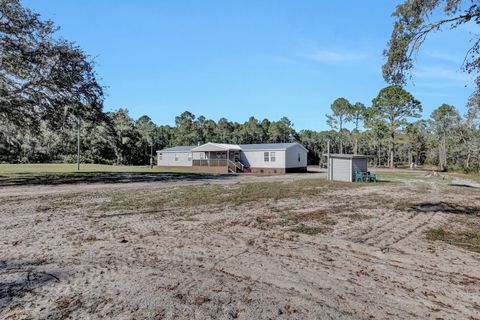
[193,159,227,167]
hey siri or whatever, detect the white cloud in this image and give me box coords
[413,65,472,83]
[306,49,367,63]
[425,51,460,65]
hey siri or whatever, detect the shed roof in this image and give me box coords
[323,154,370,159]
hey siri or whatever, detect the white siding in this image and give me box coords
[157,152,192,166]
[241,150,285,168]
[285,144,308,168]
[331,158,352,182]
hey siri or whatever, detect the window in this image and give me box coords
[264,152,269,162]
[298,153,301,162]
[159,153,163,160]
[200,153,205,160]
[270,152,276,162]
[188,153,192,161]
[175,154,178,161]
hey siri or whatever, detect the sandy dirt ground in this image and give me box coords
[1,171,480,319]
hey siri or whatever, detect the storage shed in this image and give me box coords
[326,154,369,182]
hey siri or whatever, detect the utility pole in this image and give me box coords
[77,118,81,171]
[150,142,154,168]
[327,139,330,180]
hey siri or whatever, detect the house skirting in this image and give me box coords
[156,166,307,174]
[248,167,307,174]
[156,165,228,173]
[191,166,229,173]
[286,167,308,173]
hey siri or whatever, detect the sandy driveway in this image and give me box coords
[1,172,480,319]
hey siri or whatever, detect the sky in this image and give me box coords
[23,0,478,131]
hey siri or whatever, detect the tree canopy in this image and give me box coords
[383,0,480,104]
[0,0,104,129]
[370,85,422,167]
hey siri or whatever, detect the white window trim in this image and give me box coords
[270,152,276,162]
[264,152,269,162]
[175,154,179,161]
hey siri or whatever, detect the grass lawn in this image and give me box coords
[0,163,192,175]
[0,163,202,186]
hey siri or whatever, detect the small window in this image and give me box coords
[200,153,205,160]
[175,154,178,161]
[298,153,301,162]
[159,153,163,160]
[188,153,192,161]
[264,152,269,162]
[270,152,276,162]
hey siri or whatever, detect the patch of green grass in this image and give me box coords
[377,171,449,182]
[425,227,480,253]
[255,217,265,224]
[343,213,372,221]
[0,164,210,186]
[0,163,195,175]
[321,218,337,225]
[290,223,323,235]
[28,177,367,220]
[92,179,360,213]
[451,172,480,184]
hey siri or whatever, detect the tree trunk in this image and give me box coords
[442,133,447,171]
[354,135,358,155]
[438,143,444,171]
[339,119,343,154]
[377,139,381,167]
[438,133,447,171]
[389,131,395,168]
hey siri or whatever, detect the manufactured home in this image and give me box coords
[157,142,308,174]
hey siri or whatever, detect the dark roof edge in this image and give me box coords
[322,154,371,159]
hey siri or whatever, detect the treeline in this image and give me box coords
[0,109,297,165]
[1,86,479,172]
[1,0,479,172]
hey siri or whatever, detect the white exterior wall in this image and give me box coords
[331,158,352,182]
[285,145,308,168]
[157,151,192,166]
[241,150,285,168]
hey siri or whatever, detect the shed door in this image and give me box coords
[331,158,352,182]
